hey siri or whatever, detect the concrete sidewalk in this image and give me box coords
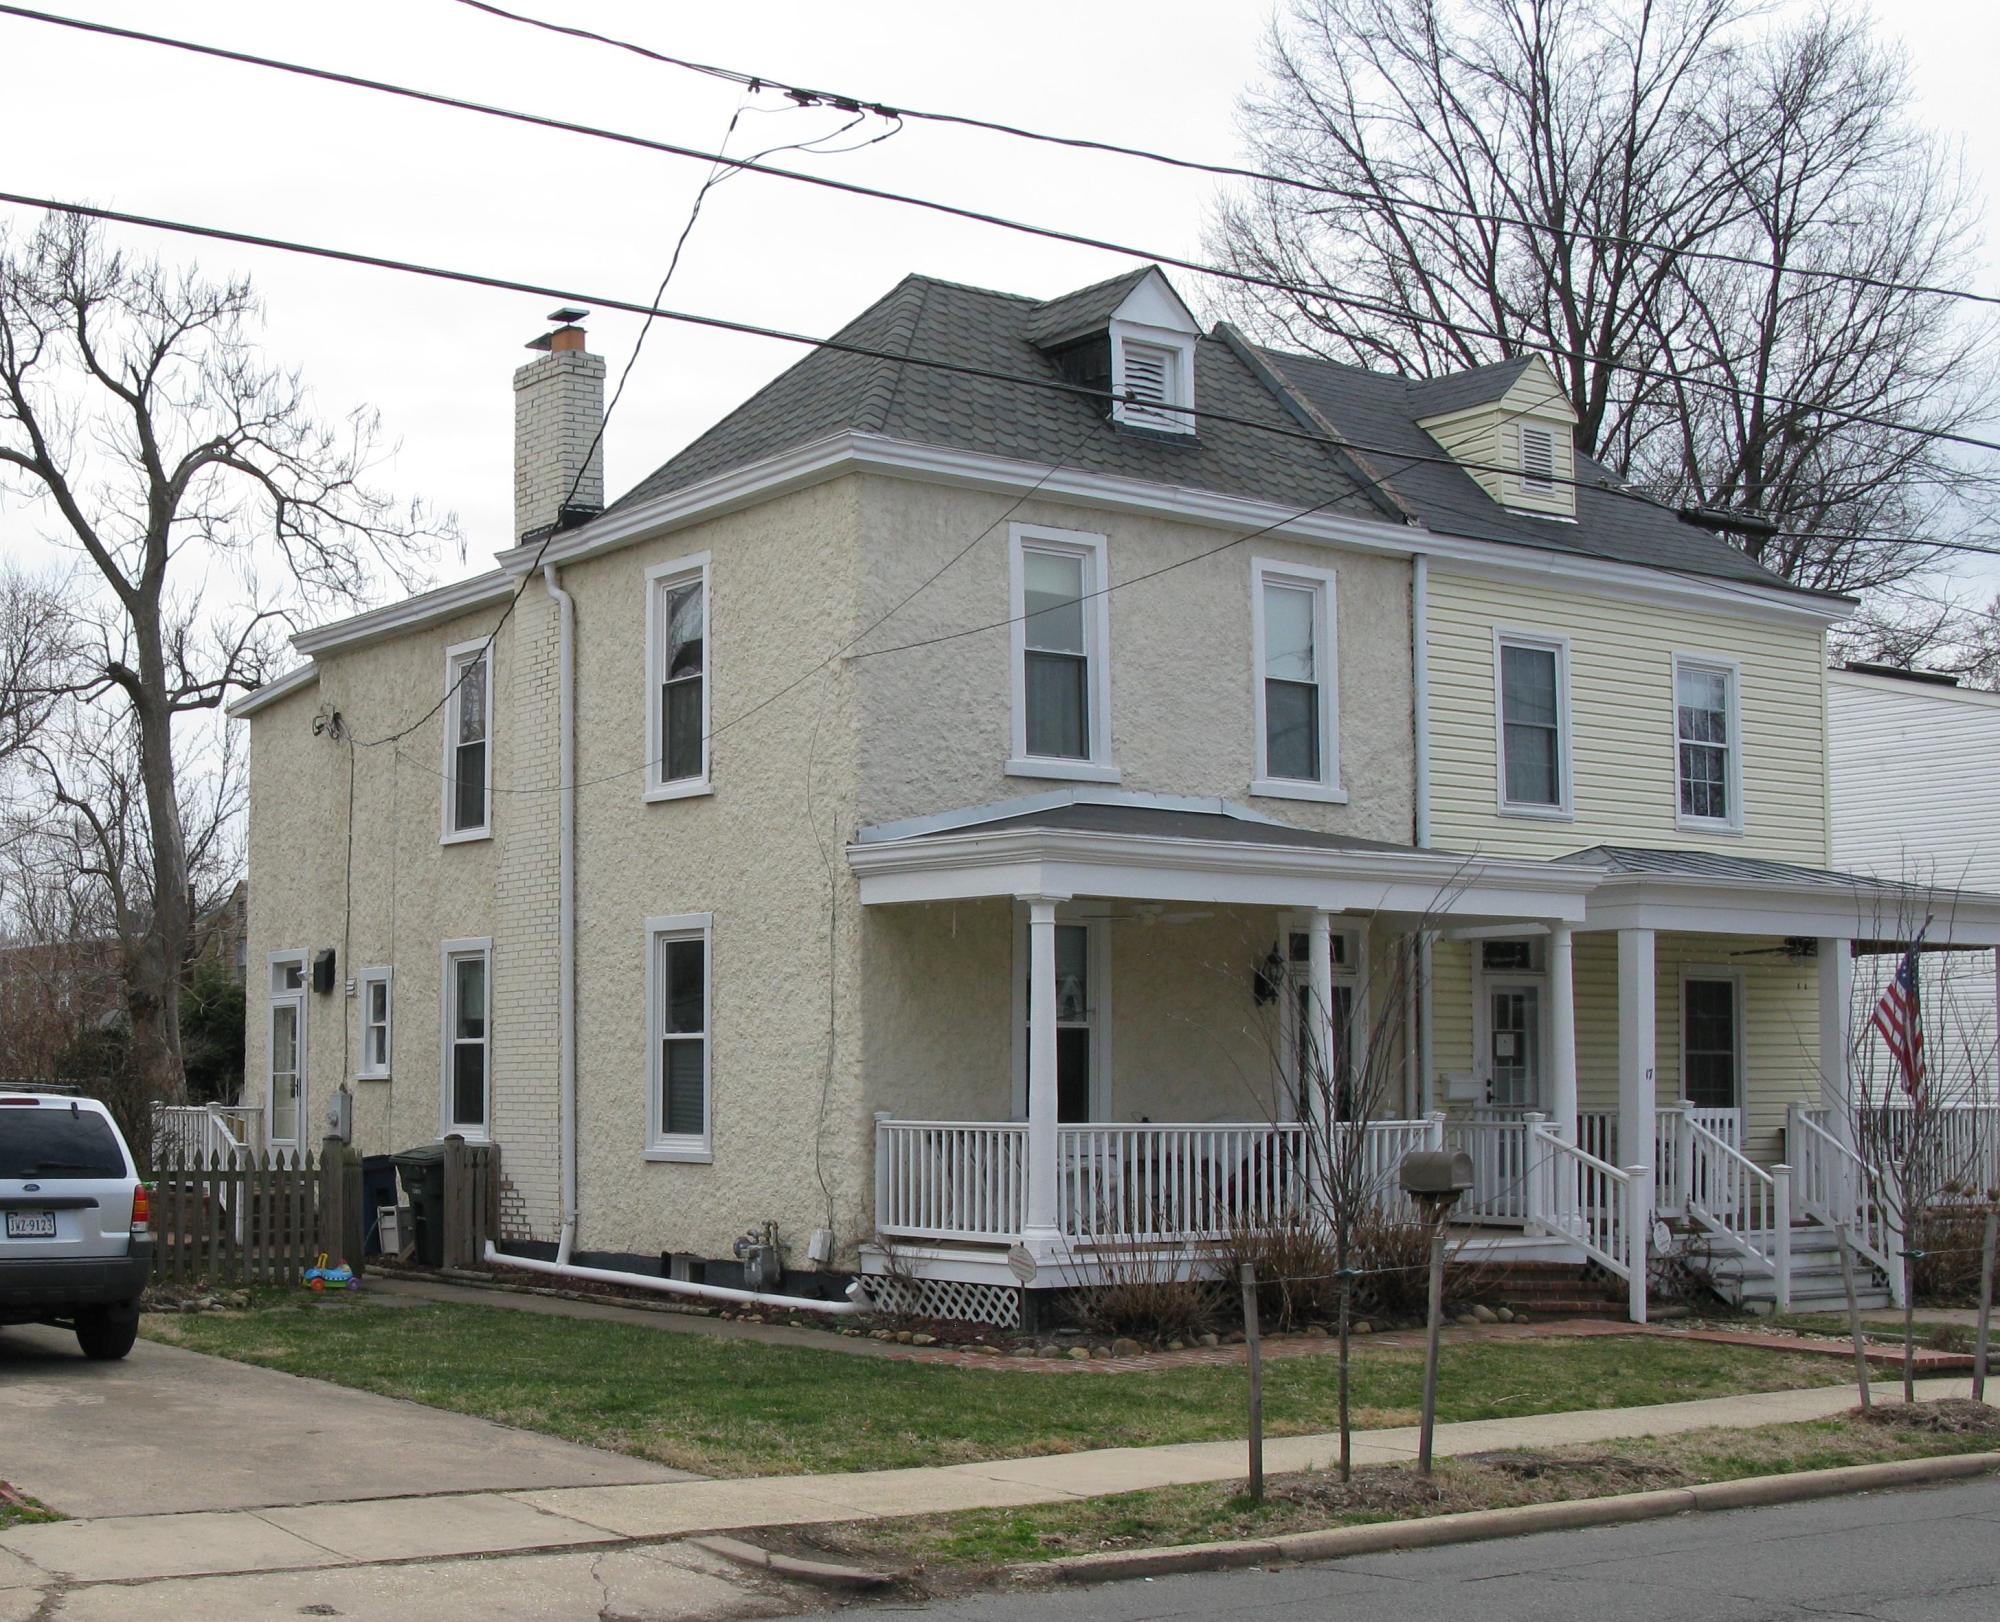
[2,1376,1978,1593]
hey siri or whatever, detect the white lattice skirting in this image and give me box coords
[863,1275,1022,1328]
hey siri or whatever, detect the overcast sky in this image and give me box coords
[2,0,1995,614]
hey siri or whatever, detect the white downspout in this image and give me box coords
[1412,553,1436,1113]
[484,1242,867,1315]
[543,565,578,1266]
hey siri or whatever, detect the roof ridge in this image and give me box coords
[870,274,934,433]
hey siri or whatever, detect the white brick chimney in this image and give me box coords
[513,308,606,544]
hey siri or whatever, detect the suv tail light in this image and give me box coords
[131,1184,151,1236]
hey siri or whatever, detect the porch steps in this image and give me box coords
[1705,1223,1894,1313]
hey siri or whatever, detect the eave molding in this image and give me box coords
[224,661,318,719]
[291,569,515,658]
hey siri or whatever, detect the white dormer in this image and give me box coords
[1106,270,1200,435]
[1414,357,1579,519]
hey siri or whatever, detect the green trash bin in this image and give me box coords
[392,1143,447,1268]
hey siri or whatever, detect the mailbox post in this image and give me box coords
[1401,1149,1475,1475]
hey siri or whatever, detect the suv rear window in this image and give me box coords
[0,1109,127,1180]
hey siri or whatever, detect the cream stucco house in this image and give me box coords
[229,266,2000,1326]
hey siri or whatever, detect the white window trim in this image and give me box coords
[1492,628,1574,820]
[1009,905,1114,1122]
[1006,524,1119,783]
[439,637,494,844]
[1671,652,1744,835]
[1249,558,1345,804]
[267,949,308,1152]
[439,937,492,1143]
[355,965,393,1081]
[645,913,715,1162]
[1678,963,1746,1111]
[1108,317,1196,434]
[643,551,714,803]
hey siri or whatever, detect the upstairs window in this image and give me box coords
[1674,655,1741,830]
[442,640,491,842]
[1520,424,1557,492]
[1496,632,1570,815]
[1251,559,1342,802]
[1110,326,1195,434]
[645,553,711,801]
[1008,525,1116,782]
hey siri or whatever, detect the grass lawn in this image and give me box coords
[148,1294,1864,1478]
[802,1404,2000,1570]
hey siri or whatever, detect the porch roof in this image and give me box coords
[1560,846,2000,947]
[848,800,1594,921]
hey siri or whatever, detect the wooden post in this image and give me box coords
[1419,1204,1448,1474]
[1239,1261,1264,1503]
[442,1136,467,1270]
[320,1137,344,1268]
[1975,1208,1996,1404]
[1838,1225,1872,1412]
[343,1145,365,1275]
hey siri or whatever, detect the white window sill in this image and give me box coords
[1497,802,1575,822]
[644,779,715,805]
[354,1072,391,1085]
[439,827,492,846]
[1675,815,1744,837]
[444,1129,491,1146]
[644,1145,713,1164]
[1005,757,1122,785]
[1250,777,1349,806]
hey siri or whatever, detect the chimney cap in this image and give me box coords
[527,306,593,351]
[548,306,589,325]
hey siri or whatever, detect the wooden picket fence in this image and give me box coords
[151,1140,364,1288]
[441,1139,500,1271]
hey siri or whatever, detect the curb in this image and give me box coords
[1035,1449,2000,1584]
[689,1533,901,1592]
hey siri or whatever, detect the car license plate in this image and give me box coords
[5,1211,56,1239]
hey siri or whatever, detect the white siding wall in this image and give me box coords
[1830,669,2000,1101]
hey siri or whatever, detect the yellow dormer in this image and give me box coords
[1414,358,1579,520]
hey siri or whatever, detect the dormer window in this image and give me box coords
[1110,327,1194,434]
[1520,425,1557,492]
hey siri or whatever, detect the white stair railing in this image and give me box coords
[1527,1120,1650,1322]
[1683,1113,1790,1307]
[1789,1104,1902,1303]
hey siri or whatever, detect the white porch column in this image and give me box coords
[1818,937,1855,1154]
[1548,922,1579,1142]
[1021,895,1069,1253]
[1617,928,1657,1178]
[1308,910,1336,1111]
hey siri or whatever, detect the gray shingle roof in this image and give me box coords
[609,272,1375,520]
[1558,846,1932,890]
[1405,356,1540,419]
[924,800,1414,853]
[1255,348,1820,593]
[1022,267,1154,349]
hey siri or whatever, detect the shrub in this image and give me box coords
[1063,1245,1228,1344]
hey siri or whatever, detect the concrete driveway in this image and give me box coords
[0,1320,688,1517]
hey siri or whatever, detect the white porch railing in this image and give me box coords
[151,1102,256,1243]
[1533,1120,1647,1320]
[1789,1104,1902,1302]
[874,1120,1027,1242]
[1055,1123,1308,1243]
[1446,1112,1533,1223]
[1679,1111,1790,1306]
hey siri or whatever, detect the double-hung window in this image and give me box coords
[1495,631,1570,815]
[441,940,490,1138]
[646,914,712,1160]
[1008,525,1115,781]
[1250,560,1342,801]
[356,966,392,1080]
[1673,655,1741,831]
[441,640,492,842]
[645,553,711,800]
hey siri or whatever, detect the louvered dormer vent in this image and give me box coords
[1521,424,1557,492]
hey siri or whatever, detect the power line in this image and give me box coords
[4,5,1997,458]
[447,0,2000,312]
[6,186,1995,552]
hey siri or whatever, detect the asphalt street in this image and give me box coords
[894,1474,2000,1620]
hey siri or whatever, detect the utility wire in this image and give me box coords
[3,5,1997,457]
[445,0,2000,311]
[7,187,1997,536]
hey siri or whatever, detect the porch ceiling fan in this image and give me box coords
[1128,903,1214,925]
[1729,937,1819,961]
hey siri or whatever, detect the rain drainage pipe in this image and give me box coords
[483,1243,868,1315]
[543,564,578,1267]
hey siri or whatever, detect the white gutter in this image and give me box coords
[543,565,579,1266]
[485,1244,867,1315]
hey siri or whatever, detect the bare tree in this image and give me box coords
[0,561,71,763]
[0,214,449,1103]
[1214,0,1996,660]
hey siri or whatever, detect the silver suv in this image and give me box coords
[0,1092,152,1360]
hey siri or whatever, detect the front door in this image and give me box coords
[267,955,306,1151]
[1486,982,1542,1111]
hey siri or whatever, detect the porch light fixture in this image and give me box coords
[1254,943,1285,1006]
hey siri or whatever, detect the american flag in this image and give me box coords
[1870,925,1929,1100]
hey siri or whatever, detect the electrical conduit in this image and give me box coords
[483,1243,868,1314]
